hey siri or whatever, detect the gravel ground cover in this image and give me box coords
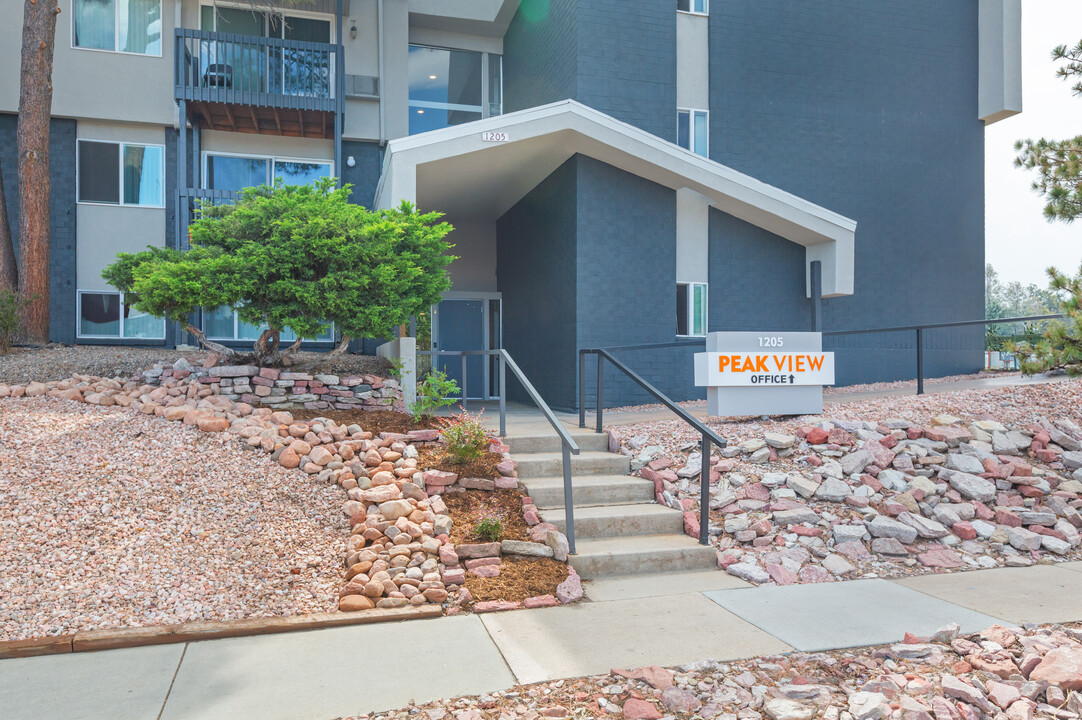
[0,396,346,642]
[0,345,388,385]
[609,380,1082,585]
[335,621,1082,720]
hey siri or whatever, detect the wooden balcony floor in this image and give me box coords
[188,100,334,139]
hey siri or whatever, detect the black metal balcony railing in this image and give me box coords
[175,28,338,112]
[176,188,240,252]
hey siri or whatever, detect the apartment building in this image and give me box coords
[0,0,1022,408]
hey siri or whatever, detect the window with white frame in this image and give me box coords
[72,0,162,55]
[677,109,709,157]
[203,153,332,192]
[77,140,165,207]
[78,290,165,339]
[676,282,707,337]
[677,0,708,14]
[203,307,335,343]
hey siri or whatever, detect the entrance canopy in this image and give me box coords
[374,100,857,297]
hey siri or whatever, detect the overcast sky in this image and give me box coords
[985,1,1082,286]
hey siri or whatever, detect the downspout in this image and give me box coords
[378,0,385,145]
[335,0,344,187]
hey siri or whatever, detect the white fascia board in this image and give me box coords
[979,0,1023,124]
[379,100,858,295]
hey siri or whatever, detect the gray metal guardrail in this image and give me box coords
[823,313,1065,395]
[577,347,727,546]
[418,349,582,553]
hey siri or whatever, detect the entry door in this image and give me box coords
[436,299,486,400]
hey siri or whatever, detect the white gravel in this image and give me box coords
[0,397,347,642]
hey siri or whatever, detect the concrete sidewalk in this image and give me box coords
[4,562,1082,720]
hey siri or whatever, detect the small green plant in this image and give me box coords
[474,516,503,542]
[436,408,489,465]
[407,370,459,422]
[384,356,406,381]
[0,288,28,355]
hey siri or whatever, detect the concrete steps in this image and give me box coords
[525,474,655,508]
[505,433,610,454]
[506,424,718,580]
[515,451,631,479]
[542,503,683,539]
[567,535,719,578]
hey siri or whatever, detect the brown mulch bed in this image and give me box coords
[290,408,436,434]
[463,557,569,603]
[417,445,503,478]
[440,489,531,545]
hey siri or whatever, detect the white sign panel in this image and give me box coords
[695,332,834,416]
[694,352,835,387]
[481,131,510,142]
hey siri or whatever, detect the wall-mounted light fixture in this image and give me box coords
[346,155,356,168]
[350,22,357,40]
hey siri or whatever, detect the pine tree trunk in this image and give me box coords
[0,152,16,291]
[184,324,239,359]
[16,0,60,341]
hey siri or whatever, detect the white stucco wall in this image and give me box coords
[676,12,709,111]
[676,188,709,284]
[76,121,169,293]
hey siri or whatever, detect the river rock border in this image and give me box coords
[142,359,404,413]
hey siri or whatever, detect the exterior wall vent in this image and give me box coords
[345,74,380,99]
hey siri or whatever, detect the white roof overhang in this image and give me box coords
[375,100,856,297]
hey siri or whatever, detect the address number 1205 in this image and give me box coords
[758,336,784,347]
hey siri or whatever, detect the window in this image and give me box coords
[677,109,709,157]
[677,0,708,14]
[78,291,165,339]
[73,0,162,55]
[77,140,164,206]
[677,283,707,337]
[204,307,335,342]
[408,45,503,135]
[203,153,332,192]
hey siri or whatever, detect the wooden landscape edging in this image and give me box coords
[0,605,444,660]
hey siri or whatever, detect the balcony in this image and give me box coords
[174,28,340,139]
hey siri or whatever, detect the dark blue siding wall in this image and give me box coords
[503,0,578,113]
[708,209,810,332]
[504,0,676,142]
[496,156,579,409]
[576,0,676,142]
[341,141,382,209]
[574,156,684,408]
[0,113,77,345]
[709,0,985,383]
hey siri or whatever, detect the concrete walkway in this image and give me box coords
[5,562,1082,720]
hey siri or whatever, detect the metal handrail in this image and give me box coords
[418,348,582,553]
[578,347,727,546]
[824,313,1065,394]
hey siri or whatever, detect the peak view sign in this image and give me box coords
[694,333,835,416]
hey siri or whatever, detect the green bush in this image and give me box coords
[0,288,28,355]
[1009,263,1082,376]
[103,180,455,365]
[436,409,489,465]
[408,370,459,421]
[474,517,503,542]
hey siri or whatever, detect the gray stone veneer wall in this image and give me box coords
[709,0,986,383]
[0,113,77,345]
